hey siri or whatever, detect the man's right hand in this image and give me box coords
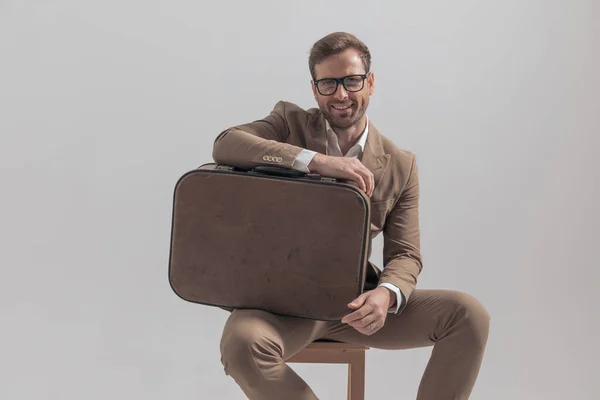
[308,154,374,197]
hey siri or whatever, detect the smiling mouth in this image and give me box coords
[331,104,352,111]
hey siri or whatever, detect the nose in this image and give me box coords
[333,84,349,101]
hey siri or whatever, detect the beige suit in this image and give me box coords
[212,101,490,400]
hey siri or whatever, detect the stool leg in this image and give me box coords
[347,350,365,400]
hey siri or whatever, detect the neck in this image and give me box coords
[330,116,367,147]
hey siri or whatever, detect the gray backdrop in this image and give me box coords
[1,0,598,399]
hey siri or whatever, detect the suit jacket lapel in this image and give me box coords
[305,112,328,154]
[361,121,390,191]
[306,112,390,190]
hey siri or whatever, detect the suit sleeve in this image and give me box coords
[378,154,423,313]
[212,101,308,170]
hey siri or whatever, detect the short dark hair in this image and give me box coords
[308,32,372,80]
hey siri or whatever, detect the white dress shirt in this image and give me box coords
[291,118,403,314]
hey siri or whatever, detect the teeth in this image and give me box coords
[333,105,351,110]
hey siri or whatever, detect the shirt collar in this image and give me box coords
[324,116,370,153]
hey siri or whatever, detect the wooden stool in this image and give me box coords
[288,340,369,400]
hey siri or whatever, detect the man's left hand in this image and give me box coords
[341,287,394,335]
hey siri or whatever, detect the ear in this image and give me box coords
[367,71,375,95]
[311,80,319,101]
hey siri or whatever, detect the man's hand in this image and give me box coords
[341,287,394,335]
[308,154,374,197]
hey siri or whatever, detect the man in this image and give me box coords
[212,32,490,400]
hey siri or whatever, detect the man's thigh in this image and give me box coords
[322,289,489,349]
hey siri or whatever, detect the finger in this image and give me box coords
[349,172,367,193]
[354,316,385,334]
[341,308,367,324]
[345,299,385,328]
[348,293,368,309]
[349,314,378,329]
[341,305,373,324]
[361,166,374,197]
[354,314,386,332]
[341,294,369,324]
[346,306,381,327]
[356,165,373,197]
[353,322,381,336]
[364,171,374,197]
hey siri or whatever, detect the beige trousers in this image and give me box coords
[219,289,490,400]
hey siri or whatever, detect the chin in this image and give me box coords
[333,115,361,129]
[326,116,350,129]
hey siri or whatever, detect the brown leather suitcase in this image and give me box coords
[168,163,372,321]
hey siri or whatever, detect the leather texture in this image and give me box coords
[169,163,372,320]
[211,101,423,314]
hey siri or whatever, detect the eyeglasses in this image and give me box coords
[313,74,368,96]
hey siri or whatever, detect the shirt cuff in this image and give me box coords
[292,149,317,173]
[378,282,403,314]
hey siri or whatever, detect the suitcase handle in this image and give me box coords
[250,165,340,183]
[249,165,307,178]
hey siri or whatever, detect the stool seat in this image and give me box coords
[288,340,369,400]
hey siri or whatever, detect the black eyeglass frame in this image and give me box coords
[312,73,369,96]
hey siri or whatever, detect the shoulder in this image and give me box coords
[271,100,321,123]
[375,126,417,169]
[371,125,419,192]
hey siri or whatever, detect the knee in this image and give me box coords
[450,292,491,345]
[220,311,283,371]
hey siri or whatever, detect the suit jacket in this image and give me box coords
[212,101,423,314]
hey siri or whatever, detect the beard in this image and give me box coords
[321,102,367,130]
